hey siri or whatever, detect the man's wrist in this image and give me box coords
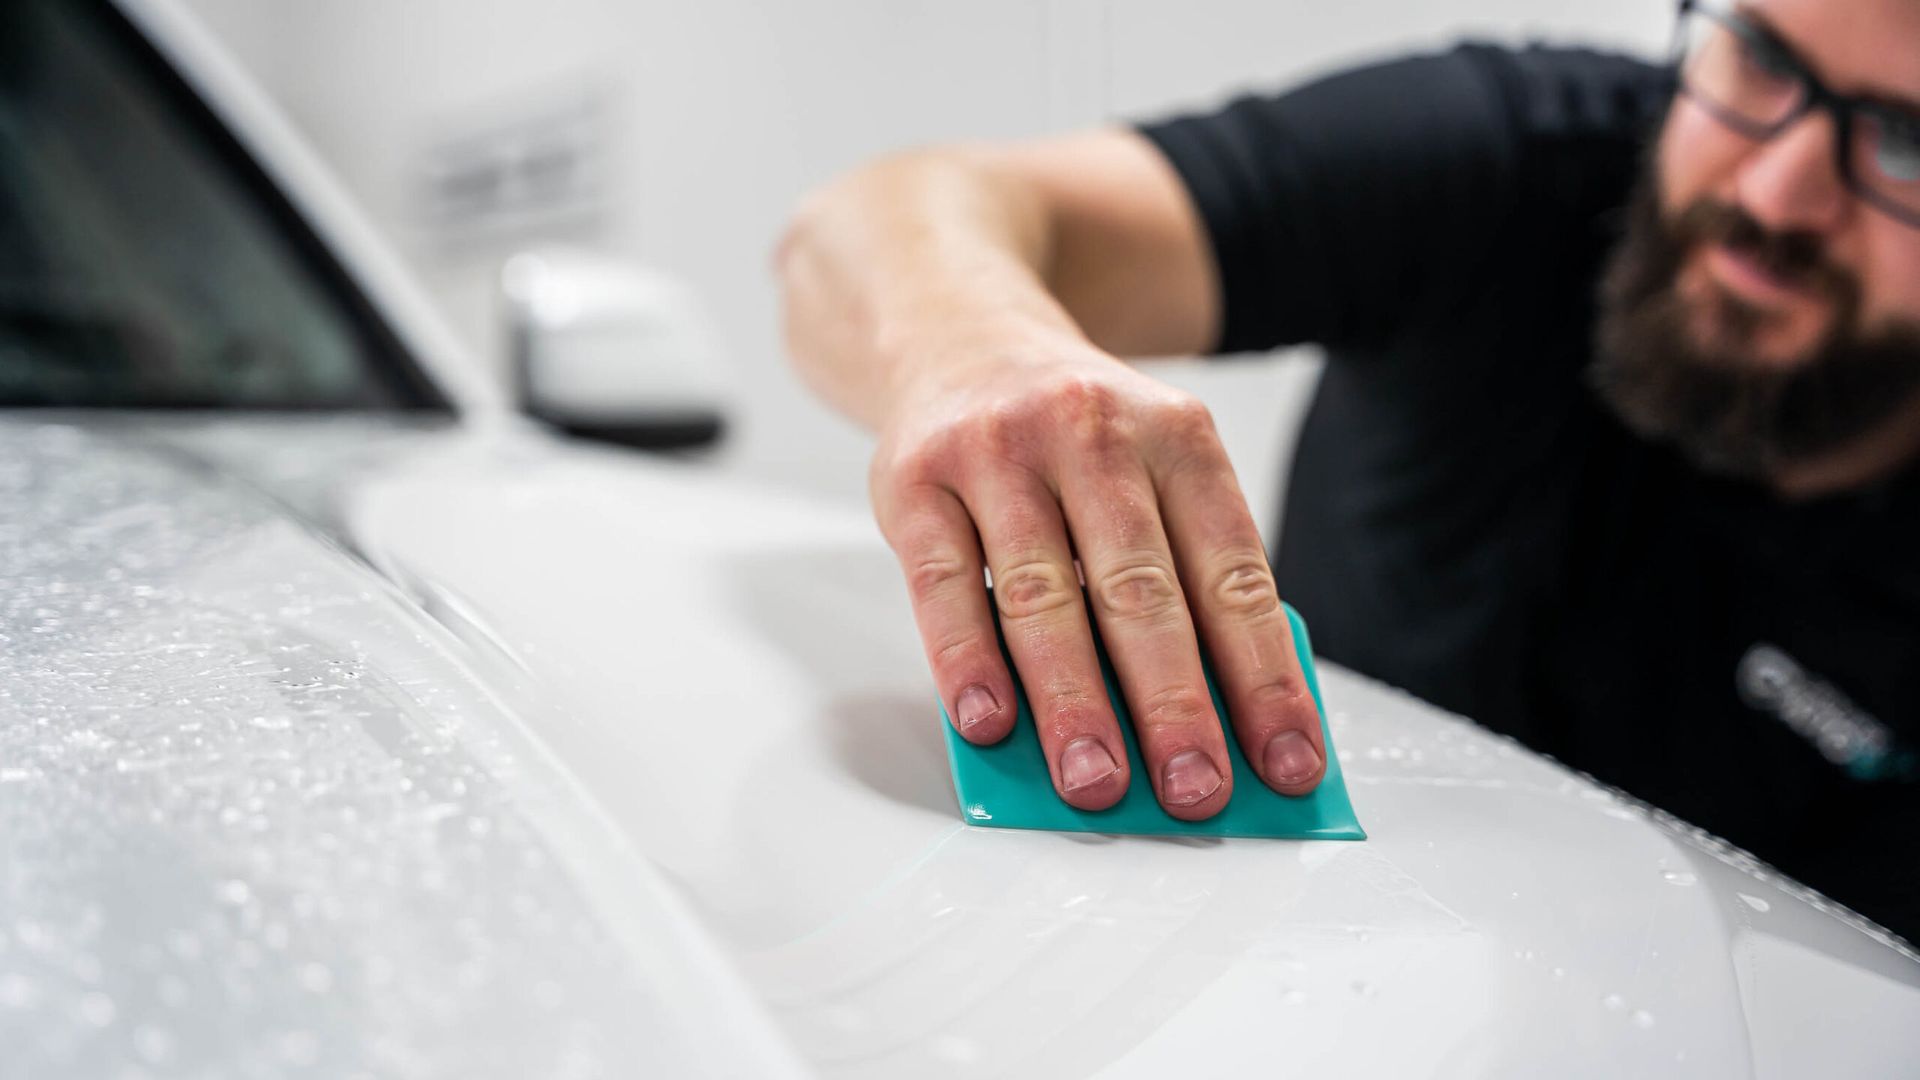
[875,310,1093,406]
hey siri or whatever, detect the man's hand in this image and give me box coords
[871,344,1326,819]
[777,133,1324,818]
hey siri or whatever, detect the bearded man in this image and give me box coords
[777,0,1920,941]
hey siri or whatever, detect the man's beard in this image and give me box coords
[1590,169,1920,480]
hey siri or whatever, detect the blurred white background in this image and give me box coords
[178,0,1671,530]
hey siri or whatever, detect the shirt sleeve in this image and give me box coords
[1136,44,1672,356]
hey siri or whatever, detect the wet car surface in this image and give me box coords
[2,0,1917,1074]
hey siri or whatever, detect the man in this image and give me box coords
[777,0,1920,941]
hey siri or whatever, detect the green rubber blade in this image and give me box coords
[940,601,1365,840]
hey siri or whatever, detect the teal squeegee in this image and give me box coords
[941,601,1365,840]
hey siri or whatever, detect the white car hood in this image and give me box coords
[329,422,1919,1077]
[13,415,1919,1078]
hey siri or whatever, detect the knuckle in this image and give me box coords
[972,402,1030,460]
[1152,397,1230,476]
[1046,373,1120,417]
[993,560,1080,620]
[868,449,909,505]
[1156,393,1216,443]
[1071,417,1125,465]
[887,441,952,489]
[1152,390,1213,432]
[1205,554,1282,619]
[1091,559,1184,622]
[929,629,993,671]
[1134,684,1218,737]
[904,548,977,598]
[1243,675,1312,718]
[1047,377,1134,459]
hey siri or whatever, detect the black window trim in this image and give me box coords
[71,0,456,413]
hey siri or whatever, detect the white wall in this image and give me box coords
[177,0,1672,531]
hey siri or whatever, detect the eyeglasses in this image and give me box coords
[1674,0,1920,229]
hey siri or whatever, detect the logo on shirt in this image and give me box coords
[1736,644,1912,782]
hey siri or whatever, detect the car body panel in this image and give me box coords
[10,407,1920,1078]
[0,419,804,1078]
[153,415,1917,1079]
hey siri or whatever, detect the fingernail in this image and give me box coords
[956,684,1001,736]
[1162,749,1222,806]
[1263,730,1322,786]
[1060,737,1119,792]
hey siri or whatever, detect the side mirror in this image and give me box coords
[500,248,730,450]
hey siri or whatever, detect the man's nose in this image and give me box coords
[1734,110,1851,237]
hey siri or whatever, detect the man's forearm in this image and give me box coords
[774,136,1324,820]
[776,148,1093,430]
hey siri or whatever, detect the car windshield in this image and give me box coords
[0,0,442,409]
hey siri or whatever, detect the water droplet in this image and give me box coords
[165,930,200,960]
[1351,980,1377,999]
[277,1030,319,1066]
[157,977,189,1007]
[249,715,290,731]
[79,990,116,1027]
[71,952,102,984]
[65,729,116,751]
[1661,870,1697,886]
[1632,1009,1656,1029]
[1550,967,1567,981]
[219,879,252,905]
[133,1024,174,1063]
[1280,988,1307,1005]
[0,973,37,1007]
[1738,893,1771,913]
[297,962,333,994]
[1602,993,1626,1011]
[931,1035,980,1063]
[365,954,395,986]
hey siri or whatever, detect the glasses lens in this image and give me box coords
[1680,10,1806,132]
[1853,107,1920,219]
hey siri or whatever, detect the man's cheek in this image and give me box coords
[1656,103,1748,214]
[1859,232,1920,330]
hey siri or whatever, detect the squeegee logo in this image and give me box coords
[1736,644,1910,781]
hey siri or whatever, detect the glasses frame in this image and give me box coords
[1674,0,1920,230]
